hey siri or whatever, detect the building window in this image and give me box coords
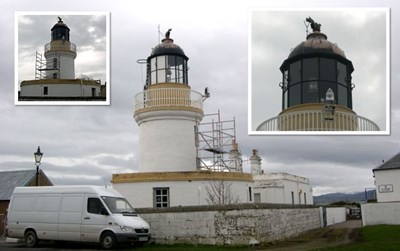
[153,187,169,208]
[53,58,58,69]
[91,88,96,97]
[53,73,57,79]
[248,187,252,202]
[291,191,295,205]
[43,86,48,95]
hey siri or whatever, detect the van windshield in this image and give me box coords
[101,196,136,214]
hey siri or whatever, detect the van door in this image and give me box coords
[58,195,84,241]
[82,195,108,242]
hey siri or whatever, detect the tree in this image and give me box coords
[205,181,240,205]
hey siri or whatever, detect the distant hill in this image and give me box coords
[313,192,365,205]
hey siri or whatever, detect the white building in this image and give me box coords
[250,150,313,205]
[20,17,101,98]
[253,173,313,205]
[373,152,400,202]
[112,31,313,208]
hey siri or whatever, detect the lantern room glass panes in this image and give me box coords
[289,61,301,85]
[320,58,336,82]
[338,85,348,107]
[303,81,319,103]
[283,57,352,109]
[289,84,301,106]
[52,27,69,41]
[337,62,347,85]
[303,58,318,81]
[149,55,188,84]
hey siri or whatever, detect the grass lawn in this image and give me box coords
[319,225,400,251]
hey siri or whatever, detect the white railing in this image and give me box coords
[134,88,203,112]
[256,110,380,131]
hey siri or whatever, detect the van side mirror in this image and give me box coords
[100,207,109,215]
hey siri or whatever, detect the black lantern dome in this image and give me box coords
[146,29,189,87]
[51,17,70,41]
[279,18,354,110]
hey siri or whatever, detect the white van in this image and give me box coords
[6,186,151,249]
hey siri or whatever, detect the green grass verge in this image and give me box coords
[318,225,400,251]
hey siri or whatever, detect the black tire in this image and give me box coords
[24,230,38,248]
[100,232,117,250]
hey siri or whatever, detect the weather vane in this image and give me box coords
[304,17,321,35]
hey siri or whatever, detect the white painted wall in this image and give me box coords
[114,180,252,208]
[326,207,347,226]
[253,173,313,205]
[139,207,321,245]
[361,202,400,226]
[135,110,203,172]
[45,51,76,79]
[20,83,100,97]
[374,169,400,202]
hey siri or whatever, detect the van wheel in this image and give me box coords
[25,230,38,247]
[100,232,117,250]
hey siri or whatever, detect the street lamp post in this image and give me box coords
[34,146,43,186]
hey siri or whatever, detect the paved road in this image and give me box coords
[0,237,131,251]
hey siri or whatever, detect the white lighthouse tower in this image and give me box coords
[134,31,204,172]
[44,17,76,79]
[112,30,253,208]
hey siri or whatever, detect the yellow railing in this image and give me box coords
[134,88,203,112]
[257,110,380,131]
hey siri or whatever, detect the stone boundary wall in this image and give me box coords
[361,202,400,226]
[137,204,321,245]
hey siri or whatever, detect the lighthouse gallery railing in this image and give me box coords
[257,110,380,131]
[134,88,203,111]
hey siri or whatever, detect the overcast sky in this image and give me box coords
[250,9,388,133]
[17,13,107,89]
[1,0,400,197]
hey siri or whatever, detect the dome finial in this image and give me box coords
[165,28,172,39]
[58,16,62,22]
[305,17,321,32]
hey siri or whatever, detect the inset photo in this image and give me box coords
[15,12,110,105]
[249,9,389,135]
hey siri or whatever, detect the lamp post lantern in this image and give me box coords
[34,146,43,186]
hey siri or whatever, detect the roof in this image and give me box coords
[13,185,122,197]
[149,38,187,59]
[0,170,53,200]
[51,20,70,31]
[288,32,346,59]
[373,151,400,172]
[0,170,36,200]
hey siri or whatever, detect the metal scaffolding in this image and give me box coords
[195,111,243,172]
[35,51,60,80]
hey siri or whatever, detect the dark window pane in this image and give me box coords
[338,84,348,107]
[88,198,103,214]
[337,62,347,85]
[303,58,318,81]
[320,58,336,82]
[289,61,301,85]
[302,81,319,103]
[289,83,301,106]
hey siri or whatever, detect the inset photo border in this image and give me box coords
[15,11,110,105]
[248,8,390,135]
